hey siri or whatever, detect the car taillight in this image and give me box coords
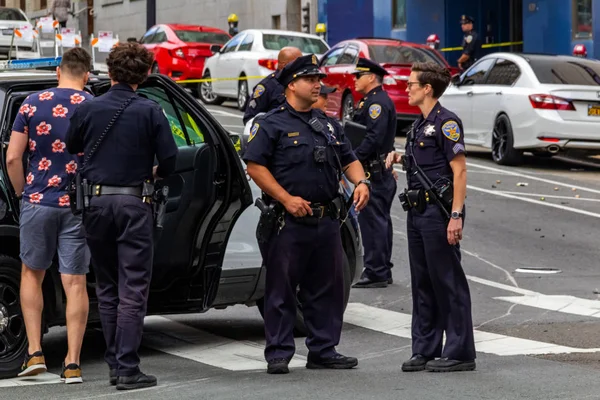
[383,76,397,86]
[529,94,575,111]
[169,48,186,59]
[258,59,278,70]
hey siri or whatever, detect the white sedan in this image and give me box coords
[200,29,329,110]
[0,7,35,57]
[440,52,600,165]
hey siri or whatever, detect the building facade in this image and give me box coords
[319,0,599,65]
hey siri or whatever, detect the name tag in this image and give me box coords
[287,132,300,137]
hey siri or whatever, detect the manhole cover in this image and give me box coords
[515,267,562,274]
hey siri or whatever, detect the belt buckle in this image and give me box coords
[318,205,326,219]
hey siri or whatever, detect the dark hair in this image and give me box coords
[411,62,452,98]
[60,47,91,77]
[106,42,154,85]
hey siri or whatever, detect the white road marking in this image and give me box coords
[142,316,306,371]
[0,372,61,387]
[344,303,600,356]
[222,124,244,129]
[206,108,243,119]
[466,275,537,296]
[495,295,600,318]
[493,191,600,203]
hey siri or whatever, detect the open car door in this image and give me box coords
[90,75,252,311]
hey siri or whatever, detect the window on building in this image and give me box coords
[272,15,281,29]
[572,0,593,39]
[485,59,521,86]
[41,0,47,9]
[20,0,25,11]
[392,0,406,29]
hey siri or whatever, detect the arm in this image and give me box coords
[457,34,476,67]
[6,132,28,197]
[65,108,84,154]
[342,160,369,211]
[354,103,389,162]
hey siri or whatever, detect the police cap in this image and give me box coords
[277,54,326,86]
[460,15,474,24]
[352,57,388,77]
[319,83,336,95]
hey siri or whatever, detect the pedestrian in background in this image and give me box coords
[50,0,71,29]
[65,42,178,390]
[386,61,475,373]
[457,15,481,70]
[7,47,93,383]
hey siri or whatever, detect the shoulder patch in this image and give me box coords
[466,35,473,44]
[253,84,266,99]
[248,123,260,142]
[369,104,382,120]
[441,120,461,142]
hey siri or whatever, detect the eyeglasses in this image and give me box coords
[406,81,423,89]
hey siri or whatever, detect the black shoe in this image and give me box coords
[426,358,476,372]
[352,277,388,289]
[387,277,393,284]
[401,354,433,372]
[109,369,117,386]
[267,358,289,374]
[306,353,358,369]
[116,372,157,390]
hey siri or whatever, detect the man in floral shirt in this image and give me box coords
[6,48,93,384]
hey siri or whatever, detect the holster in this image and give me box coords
[363,159,384,181]
[152,185,169,230]
[255,197,282,244]
[68,172,90,216]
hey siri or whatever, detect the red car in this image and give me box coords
[319,37,459,129]
[140,23,230,91]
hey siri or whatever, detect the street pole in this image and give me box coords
[146,0,156,30]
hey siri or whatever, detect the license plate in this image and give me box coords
[588,104,600,116]
[1,29,13,36]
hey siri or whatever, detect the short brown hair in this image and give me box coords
[411,62,452,98]
[106,42,154,85]
[60,47,91,77]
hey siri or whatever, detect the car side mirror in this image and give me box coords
[451,74,461,86]
[127,37,138,43]
[210,44,222,54]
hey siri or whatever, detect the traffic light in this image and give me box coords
[301,4,310,33]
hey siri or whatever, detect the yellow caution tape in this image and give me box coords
[175,75,267,84]
[440,40,524,52]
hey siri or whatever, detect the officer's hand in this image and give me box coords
[391,169,399,181]
[284,196,313,217]
[353,183,370,212]
[385,151,402,169]
[153,165,162,181]
[447,218,463,245]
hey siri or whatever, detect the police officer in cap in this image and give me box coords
[313,82,336,113]
[385,61,475,373]
[65,42,178,389]
[457,15,481,70]
[350,58,397,289]
[243,54,370,375]
[243,47,303,124]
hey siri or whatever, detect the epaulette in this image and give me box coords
[255,106,286,122]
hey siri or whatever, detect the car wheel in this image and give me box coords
[341,93,355,121]
[237,78,249,111]
[491,114,523,166]
[0,256,28,379]
[151,63,160,74]
[198,71,225,106]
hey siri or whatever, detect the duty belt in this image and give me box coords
[291,198,343,224]
[90,184,143,198]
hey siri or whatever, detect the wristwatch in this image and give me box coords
[357,179,371,189]
[451,211,463,220]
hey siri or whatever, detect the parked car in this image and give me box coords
[200,29,330,110]
[0,7,35,57]
[0,68,362,378]
[440,53,600,165]
[140,23,230,95]
[318,37,459,129]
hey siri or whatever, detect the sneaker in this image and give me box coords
[60,363,83,384]
[17,351,47,377]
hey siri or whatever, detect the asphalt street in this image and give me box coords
[5,100,600,400]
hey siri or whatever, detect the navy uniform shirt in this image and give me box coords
[352,86,397,163]
[65,83,178,186]
[242,73,285,125]
[461,30,481,69]
[405,101,466,189]
[242,103,357,203]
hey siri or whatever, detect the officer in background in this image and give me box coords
[243,54,370,375]
[350,58,397,289]
[457,15,481,70]
[243,47,303,124]
[313,82,336,113]
[65,42,178,390]
[385,61,475,373]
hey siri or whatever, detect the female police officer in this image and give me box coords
[385,62,476,373]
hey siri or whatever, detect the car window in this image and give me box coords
[151,28,167,44]
[140,26,158,44]
[173,30,230,44]
[322,47,345,66]
[462,59,495,85]
[138,87,205,147]
[222,33,245,53]
[237,33,254,51]
[337,46,359,65]
[0,8,27,21]
[528,57,600,85]
[485,59,521,85]
[262,34,328,54]
[369,45,439,65]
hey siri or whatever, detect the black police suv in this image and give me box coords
[0,71,363,378]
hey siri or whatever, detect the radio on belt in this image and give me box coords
[0,57,62,71]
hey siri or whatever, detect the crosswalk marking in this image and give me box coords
[143,316,307,371]
[343,303,600,356]
[495,295,600,318]
[0,372,61,387]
